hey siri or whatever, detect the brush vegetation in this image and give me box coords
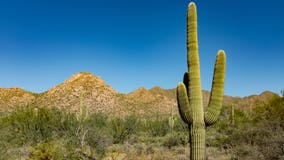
[0,94,284,159]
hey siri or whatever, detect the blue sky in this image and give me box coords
[0,0,283,96]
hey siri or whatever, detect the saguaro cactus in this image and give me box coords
[231,105,235,127]
[168,107,175,133]
[177,2,226,160]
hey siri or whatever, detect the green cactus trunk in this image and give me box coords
[190,123,205,159]
[177,2,226,160]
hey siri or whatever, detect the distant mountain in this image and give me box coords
[34,72,118,114]
[120,86,177,116]
[0,72,278,116]
[0,88,36,112]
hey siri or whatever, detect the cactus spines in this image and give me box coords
[204,50,226,125]
[176,2,226,160]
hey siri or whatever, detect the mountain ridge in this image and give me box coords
[0,72,278,116]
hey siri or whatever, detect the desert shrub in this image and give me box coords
[144,116,169,137]
[225,121,284,159]
[224,95,284,159]
[231,144,263,160]
[173,117,188,133]
[253,95,284,123]
[84,128,110,158]
[86,113,108,129]
[0,106,78,145]
[28,140,98,160]
[109,115,138,144]
[250,96,284,159]
[0,107,108,159]
[28,140,65,160]
[77,112,111,158]
[162,132,188,149]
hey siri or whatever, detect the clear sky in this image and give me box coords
[0,0,283,96]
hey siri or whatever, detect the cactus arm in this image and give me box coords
[204,50,226,126]
[177,82,192,124]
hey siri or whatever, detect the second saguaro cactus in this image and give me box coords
[177,2,226,160]
[231,105,235,127]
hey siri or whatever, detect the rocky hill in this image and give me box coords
[0,88,36,112]
[0,72,278,116]
[34,72,122,114]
